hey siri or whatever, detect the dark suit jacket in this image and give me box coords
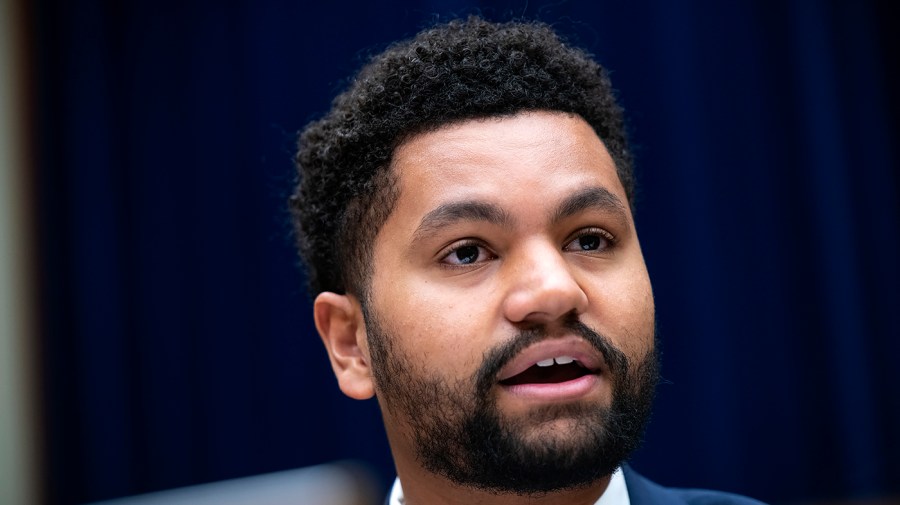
[624,466,768,505]
[385,466,768,504]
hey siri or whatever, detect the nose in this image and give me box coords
[501,242,589,325]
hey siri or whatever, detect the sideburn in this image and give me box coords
[337,164,401,298]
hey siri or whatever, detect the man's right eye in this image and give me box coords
[440,242,495,266]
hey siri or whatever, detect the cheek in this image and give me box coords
[585,263,655,354]
[370,275,491,372]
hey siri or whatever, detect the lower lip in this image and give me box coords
[500,373,601,401]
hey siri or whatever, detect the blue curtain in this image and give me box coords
[33,1,899,504]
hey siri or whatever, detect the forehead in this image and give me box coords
[389,111,628,217]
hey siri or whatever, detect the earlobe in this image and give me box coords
[313,292,375,400]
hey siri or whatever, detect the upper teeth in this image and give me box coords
[536,356,576,367]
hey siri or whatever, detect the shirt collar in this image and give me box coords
[388,466,630,505]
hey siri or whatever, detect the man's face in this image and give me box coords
[362,111,657,493]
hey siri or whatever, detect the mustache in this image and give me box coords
[474,313,629,395]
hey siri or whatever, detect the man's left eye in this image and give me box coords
[564,230,614,252]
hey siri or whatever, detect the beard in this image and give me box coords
[364,308,659,495]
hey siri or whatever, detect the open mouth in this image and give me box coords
[499,356,596,386]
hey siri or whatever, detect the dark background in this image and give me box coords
[31,0,899,504]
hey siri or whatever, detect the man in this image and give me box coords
[291,17,765,505]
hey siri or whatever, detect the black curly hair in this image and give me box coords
[291,16,634,298]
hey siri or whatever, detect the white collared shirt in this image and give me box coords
[388,466,630,505]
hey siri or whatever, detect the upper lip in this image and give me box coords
[496,336,606,382]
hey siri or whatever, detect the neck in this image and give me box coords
[394,462,611,505]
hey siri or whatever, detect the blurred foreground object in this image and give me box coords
[87,461,380,505]
[0,0,39,503]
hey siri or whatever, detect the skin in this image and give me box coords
[315,111,656,505]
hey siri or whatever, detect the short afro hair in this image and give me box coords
[291,16,634,298]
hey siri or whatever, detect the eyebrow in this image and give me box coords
[413,200,513,241]
[551,186,630,227]
[412,185,630,241]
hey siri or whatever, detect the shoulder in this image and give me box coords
[623,466,769,505]
[667,488,769,505]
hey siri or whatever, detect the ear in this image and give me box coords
[313,292,375,400]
